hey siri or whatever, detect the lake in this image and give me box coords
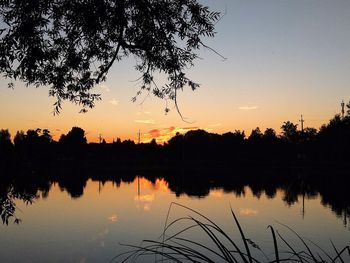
[0,171,349,263]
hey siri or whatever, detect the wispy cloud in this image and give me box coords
[109,98,119,106]
[238,106,258,110]
[100,85,110,92]
[136,111,152,116]
[134,119,155,124]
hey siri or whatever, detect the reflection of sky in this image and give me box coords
[1,1,350,142]
[134,177,170,211]
[0,177,349,262]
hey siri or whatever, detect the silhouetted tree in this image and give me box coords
[263,128,278,142]
[302,127,318,142]
[222,130,245,144]
[0,129,13,162]
[0,129,12,148]
[59,127,87,145]
[40,129,52,144]
[248,127,263,142]
[0,129,11,143]
[12,128,54,162]
[281,121,299,143]
[318,114,350,159]
[0,1,220,113]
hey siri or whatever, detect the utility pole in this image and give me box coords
[137,129,141,144]
[98,133,103,144]
[341,100,345,118]
[299,115,305,132]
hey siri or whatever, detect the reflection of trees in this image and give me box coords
[1,165,349,228]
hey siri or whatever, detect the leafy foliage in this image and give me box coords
[0,0,220,113]
[0,184,35,225]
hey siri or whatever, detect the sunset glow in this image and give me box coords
[1,1,349,143]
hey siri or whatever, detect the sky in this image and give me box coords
[1,0,350,143]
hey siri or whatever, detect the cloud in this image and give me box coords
[239,208,258,216]
[134,119,156,124]
[142,126,199,144]
[100,85,110,92]
[109,98,119,106]
[149,129,161,137]
[238,106,258,110]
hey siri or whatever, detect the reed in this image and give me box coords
[113,202,350,263]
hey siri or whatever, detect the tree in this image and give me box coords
[0,129,13,154]
[0,129,11,144]
[14,131,25,148]
[0,1,221,114]
[281,121,299,143]
[263,128,277,142]
[248,127,263,142]
[302,127,318,142]
[59,127,87,145]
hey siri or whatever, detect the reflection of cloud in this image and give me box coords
[108,214,118,222]
[109,98,119,106]
[209,190,223,198]
[134,193,155,202]
[134,192,155,212]
[136,177,170,193]
[239,208,258,216]
[98,228,109,238]
[89,228,110,245]
[238,106,258,110]
[154,179,170,192]
[134,119,155,124]
[143,204,151,211]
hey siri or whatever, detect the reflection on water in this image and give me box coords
[0,169,350,262]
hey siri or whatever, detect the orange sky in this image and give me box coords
[1,1,349,143]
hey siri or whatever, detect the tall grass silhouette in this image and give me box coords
[113,203,350,262]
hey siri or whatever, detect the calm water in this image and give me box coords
[1,176,349,263]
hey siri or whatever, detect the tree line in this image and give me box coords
[1,113,350,170]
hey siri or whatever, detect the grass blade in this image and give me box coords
[268,225,280,263]
[230,206,252,263]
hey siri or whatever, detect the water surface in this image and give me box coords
[0,175,349,262]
